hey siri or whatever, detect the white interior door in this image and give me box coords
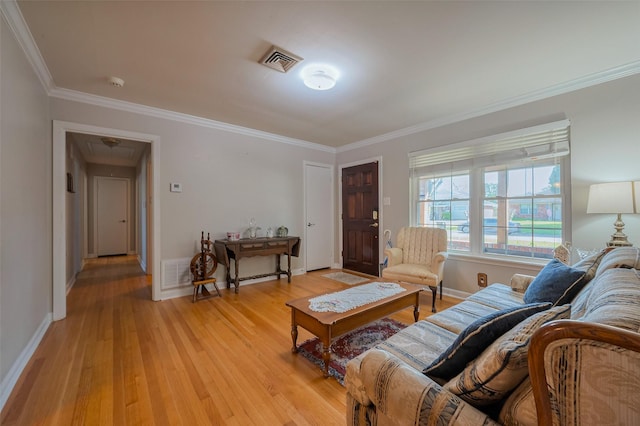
[97,177,128,256]
[305,163,333,271]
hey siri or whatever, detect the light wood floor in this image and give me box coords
[1,256,455,425]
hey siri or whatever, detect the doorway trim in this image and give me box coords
[53,120,161,320]
[338,156,383,269]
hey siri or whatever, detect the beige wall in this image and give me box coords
[0,16,52,390]
[337,74,640,294]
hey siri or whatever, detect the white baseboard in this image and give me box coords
[66,274,76,295]
[0,313,52,411]
[442,288,470,301]
[138,255,147,273]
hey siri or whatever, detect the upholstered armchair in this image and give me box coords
[381,226,448,312]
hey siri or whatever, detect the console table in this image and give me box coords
[214,236,301,293]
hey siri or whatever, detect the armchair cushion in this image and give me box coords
[423,302,551,380]
[523,259,587,306]
[444,304,571,406]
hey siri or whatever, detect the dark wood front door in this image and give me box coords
[342,162,379,276]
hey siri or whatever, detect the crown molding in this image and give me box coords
[0,0,54,92]
[2,1,334,154]
[49,87,336,153]
[4,0,638,155]
[338,60,640,153]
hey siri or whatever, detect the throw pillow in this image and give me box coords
[523,259,586,305]
[444,304,571,406]
[423,302,551,380]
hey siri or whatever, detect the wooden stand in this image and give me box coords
[190,232,221,302]
[214,236,301,293]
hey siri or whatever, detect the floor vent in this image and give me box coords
[161,257,192,290]
[259,45,303,73]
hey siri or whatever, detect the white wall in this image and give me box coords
[0,15,52,400]
[49,98,336,288]
[337,74,640,294]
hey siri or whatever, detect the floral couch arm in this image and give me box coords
[384,247,403,267]
[359,349,500,426]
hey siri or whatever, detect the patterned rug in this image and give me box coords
[322,271,370,285]
[296,318,407,385]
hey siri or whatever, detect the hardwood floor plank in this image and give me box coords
[1,257,456,425]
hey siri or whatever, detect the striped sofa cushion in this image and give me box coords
[444,305,571,406]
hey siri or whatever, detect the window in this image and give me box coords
[410,120,570,260]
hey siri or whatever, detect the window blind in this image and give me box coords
[409,119,570,175]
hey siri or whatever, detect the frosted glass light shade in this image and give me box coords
[587,182,635,214]
[301,65,339,91]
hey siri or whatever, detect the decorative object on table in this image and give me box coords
[248,217,261,239]
[266,227,274,238]
[190,231,221,302]
[296,318,406,385]
[277,225,288,237]
[587,181,637,247]
[322,271,370,286]
[226,232,240,241]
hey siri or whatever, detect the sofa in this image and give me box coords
[345,246,640,425]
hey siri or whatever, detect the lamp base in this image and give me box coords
[606,213,633,247]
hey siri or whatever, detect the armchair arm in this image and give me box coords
[510,273,536,293]
[432,251,448,282]
[529,320,640,426]
[360,349,500,425]
[384,247,403,267]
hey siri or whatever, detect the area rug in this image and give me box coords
[296,318,407,385]
[322,271,370,285]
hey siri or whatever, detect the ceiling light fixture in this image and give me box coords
[301,64,339,91]
[101,137,121,148]
[107,76,125,88]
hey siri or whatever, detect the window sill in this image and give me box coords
[447,252,548,271]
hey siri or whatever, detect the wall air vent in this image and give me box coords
[259,45,303,73]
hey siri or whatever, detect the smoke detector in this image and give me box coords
[259,46,303,73]
[107,76,125,88]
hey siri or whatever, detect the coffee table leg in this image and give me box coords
[322,336,331,378]
[290,311,299,353]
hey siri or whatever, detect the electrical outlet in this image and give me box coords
[477,272,487,287]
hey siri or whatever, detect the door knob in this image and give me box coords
[307,222,315,227]
[120,220,126,223]
[370,223,379,228]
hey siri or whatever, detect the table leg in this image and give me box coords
[413,293,421,322]
[321,335,331,378]
[233,258,240,293]
[287,253,292,283]
[290,309,299,353]
[276,254,282,280]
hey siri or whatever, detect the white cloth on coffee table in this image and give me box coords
[309,282,406,313]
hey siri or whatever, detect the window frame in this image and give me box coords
[409,121,571,262]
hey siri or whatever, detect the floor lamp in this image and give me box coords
[587,181,636,247]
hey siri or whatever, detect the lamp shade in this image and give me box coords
[587,181,635,214]
[635,181,640,213]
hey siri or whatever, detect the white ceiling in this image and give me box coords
[14,1,640,149]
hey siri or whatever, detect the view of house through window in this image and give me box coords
[410,121,570,260]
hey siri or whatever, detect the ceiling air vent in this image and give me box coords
[259,45,303,73]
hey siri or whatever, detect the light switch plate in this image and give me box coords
[170,182,182,193]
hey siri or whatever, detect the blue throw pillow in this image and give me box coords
[524,259,587,305]
[423,302,551,380]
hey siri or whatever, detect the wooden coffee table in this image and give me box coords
[285,282,424,378]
